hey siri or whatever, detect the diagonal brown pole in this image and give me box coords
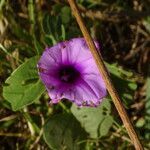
[68,0,143,149]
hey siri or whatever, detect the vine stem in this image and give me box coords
[67,0,143,149]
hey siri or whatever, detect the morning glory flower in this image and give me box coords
[37,38,107,107]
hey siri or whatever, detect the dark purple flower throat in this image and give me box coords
[58,65,80,83]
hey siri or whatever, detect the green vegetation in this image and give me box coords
[0,0,149,149]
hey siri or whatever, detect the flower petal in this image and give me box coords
[61,38,99,64]
[69,74,106,106]
[38,37,106,107]
[61,74,106,107]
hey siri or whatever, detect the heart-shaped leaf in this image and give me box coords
[43,113,87,150]
[3,56,45,111]
[71,99,113,138]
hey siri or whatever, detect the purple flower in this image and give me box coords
[37,38,107,107]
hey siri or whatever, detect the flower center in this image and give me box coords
[59,65,80,83]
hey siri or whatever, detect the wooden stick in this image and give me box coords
[67,0,143,149]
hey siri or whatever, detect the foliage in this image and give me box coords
[145,77,150,140]
[0,0,149,149]
[43,113,87,150]
[71,99,113,138]
[3,56,45,111]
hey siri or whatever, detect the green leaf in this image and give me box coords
[99,116,113,137]
[71,99,113,138]
[52,4,63,14]
[143,16,150,33]
[3,56,45,111]
[42,14,62,42]
[105,62,133,78]
[42,13,67,44]
[136,118,145,128]
[33,38,44,55]
[60,6,71,24]
[43,113,87,150]
[106,63,137,106]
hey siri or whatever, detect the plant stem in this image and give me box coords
[67,0,143,149]
[0,132,30,138]
[59,102,70,113]
[22,108,39,136]
[0,0,5,11]
[28,0,39,55]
